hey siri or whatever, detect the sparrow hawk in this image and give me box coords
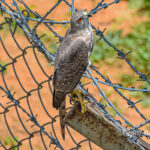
[53,9,94,139]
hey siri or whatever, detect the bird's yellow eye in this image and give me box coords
[77,18,82,23]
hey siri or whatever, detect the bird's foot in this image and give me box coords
[70,90,88,113]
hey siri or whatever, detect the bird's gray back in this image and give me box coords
[53,24,94,93]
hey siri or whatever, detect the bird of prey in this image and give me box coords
[53,9,94,140]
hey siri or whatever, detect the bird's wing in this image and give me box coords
[53,38,89,93]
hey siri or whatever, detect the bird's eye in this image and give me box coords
[77,18,82,23]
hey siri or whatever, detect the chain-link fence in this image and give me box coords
[0,0,150,149]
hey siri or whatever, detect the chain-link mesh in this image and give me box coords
[0,0,150,149]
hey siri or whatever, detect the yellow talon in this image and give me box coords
[70,90,88,113]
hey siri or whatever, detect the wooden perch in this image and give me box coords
[64,102,150,150]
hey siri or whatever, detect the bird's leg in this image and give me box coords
[70,90,88,113]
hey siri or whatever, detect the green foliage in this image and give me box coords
[19,6,36,19]
[29,4,37,9]
[40,31,58,54]
[0,61,8,74]
[90,30,120,64]
[113,98,119,110]
[92,20,150,109]
[91,20,150,74]
[128,0,150,10]
[0,19,24,36]
[121,74,135,86]
[140,98,150,108]
[130,82,150,108]
[3,136,19,150]
[112,98,122,114]
[49,41,58,54]
[0,5,37,35]
[107,107,116,118]
[100,99,116,118]
[124,22,150,73]
[128,0,144,9]
[146,124,150,131]
[105,89,113,97]
[99,98,107,106]
[66,11,72,17]
[100,98,122,118]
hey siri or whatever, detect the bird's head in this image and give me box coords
[70,9,90,32]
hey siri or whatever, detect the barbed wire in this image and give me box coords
[0,0,150,149]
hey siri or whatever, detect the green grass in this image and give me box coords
[140,99,150,108]
[99,97,122,118]
[91,19,150,108]
[0,61,8,74]
[129,0,150,10]
[40,31,59,54]
[113,98,122,113]
[100,99,116,118]
[0,3,38,36]
[128,0,144,9]
[129,82,150,108]
[3,136,19,150]
[19,5,37,19]
[146,124,150,131]
[0,19,24,36]
[91,20,150,75]
[121,74,136,87]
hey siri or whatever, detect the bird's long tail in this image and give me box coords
[53,90,66,139]
[59,100,66,140]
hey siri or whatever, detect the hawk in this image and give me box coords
[53,9,94,139]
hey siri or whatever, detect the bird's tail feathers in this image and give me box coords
[53,90,66,109]
[59,100,66,140]
[53,90,66,139]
